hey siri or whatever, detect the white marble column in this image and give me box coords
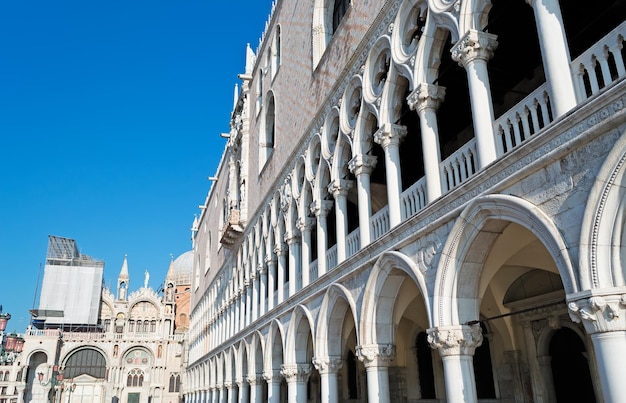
[285,231,301,295]
[282,364,311,403]
[407,83,446,202]
[297,218,315,286]
[259,266,267,316]
[313,200,334,276]
[427,325,483,403]
[527,0,577,114]
[234,292,241,333]
[236,379,248,403]
[275,245,287,304]
[251,272,258,322]
[329,180,352,264]
[266,256,277,311]
[239,287,246,332]
[451,29,499,169]
[568,293,626,402]
[374,123,407,227]
[348,154,377,247]
[216,311,222,345]
[263,371,283,403]
[356,344,396,403]
[313,356,343,403]
[247,376,263,403]
[226,382,237,403]
[245,280,252,327]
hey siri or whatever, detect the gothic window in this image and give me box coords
[332,0,349,32]
[103,319,111,333]
[194,253,200,291]
[205,233,211,274]
[150,320,156,332]
[312,0,351,67]
[256,75,263,117]
[169,374,181,392]
[259,93,276,171]
[128,320,135,332]
[143,320,150,332]
[271,25,282,79]
[127,369,145,387]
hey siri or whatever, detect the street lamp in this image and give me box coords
[0,306,24,365]
[38,366,65,403]
[65,382,76,403]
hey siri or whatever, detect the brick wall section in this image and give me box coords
[246,0,388,215]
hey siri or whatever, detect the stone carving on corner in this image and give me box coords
[280,177,292,212]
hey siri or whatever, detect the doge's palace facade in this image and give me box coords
[185,0,626,402]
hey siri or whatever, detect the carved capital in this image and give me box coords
[312,356,344,374]
[310,200,334,218]
[296,217,316,232]
[427,325,483,356]
[348,154,378,176]
[451,29,498,67]
[568,293,626,334]
[284,230,301,245]
[407,83,446,112]
[327,179,353,199]
[356,344,396,367]
[274,244,287,256]
[246,375,263,386]
[265,255,278,265]
[280,364,311,382]
[373,123,407,148]
[262,370,282,383]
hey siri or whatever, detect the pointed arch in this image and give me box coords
[285,304,316,364]
[248,331,265,381]
[315,283,359,358]
[434,194,577,326]
[263,319,286,374]
[360,250,431,345]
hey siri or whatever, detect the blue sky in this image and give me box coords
[0,1,273,332]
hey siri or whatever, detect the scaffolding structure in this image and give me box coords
[46,235,104,268]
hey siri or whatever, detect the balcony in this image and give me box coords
[309,21,626,276]
[220,209,244,247]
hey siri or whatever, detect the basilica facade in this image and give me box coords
[16,238,192,403]
[185,0,625,402]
